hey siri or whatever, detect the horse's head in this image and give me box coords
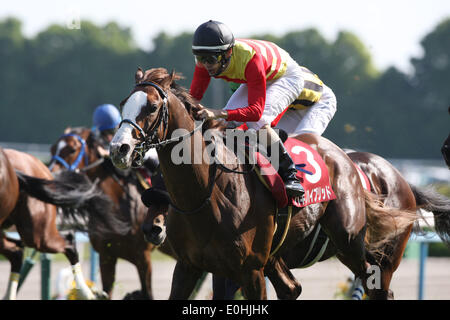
[49,127,92,172]
[110,67,182,169]
[140,175,170,245]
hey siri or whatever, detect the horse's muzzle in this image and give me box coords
[110,142,133,169]
[142,223,167,246]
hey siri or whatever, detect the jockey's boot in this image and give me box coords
[276,140,305,198]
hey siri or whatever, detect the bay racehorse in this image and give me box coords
[109,67,428,299]
[0,146,120,299]
[141,148,450,299]
[50,126,165,299]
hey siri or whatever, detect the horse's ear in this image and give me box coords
[162,69,184,89]
[135,67,144,83]
[64,126,72,134]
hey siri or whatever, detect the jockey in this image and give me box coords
[92,104,122,157]
[190,20,337,198]
[92,104,159,173]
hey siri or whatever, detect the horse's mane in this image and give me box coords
[138,67,227,132]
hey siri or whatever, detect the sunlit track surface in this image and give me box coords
[1,256,449,300]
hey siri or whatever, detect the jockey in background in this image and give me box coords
[190,20,337,198]
[92,104,159,176]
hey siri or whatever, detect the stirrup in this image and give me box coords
[285,181,305,198]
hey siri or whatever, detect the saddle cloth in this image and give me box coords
[255,138,337,208]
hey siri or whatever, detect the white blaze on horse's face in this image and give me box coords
[110,91,148,169]
[55,140,67,155]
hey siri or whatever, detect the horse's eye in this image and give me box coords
[148,104,158,113]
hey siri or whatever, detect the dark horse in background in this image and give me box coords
[108,67,450,299]
[0,146,121,299]
[49,126,170,299]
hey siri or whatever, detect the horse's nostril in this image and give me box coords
[150,225,163,235]
[119,144,130,155]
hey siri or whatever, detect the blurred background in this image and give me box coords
[0,0,449,160]
[0,0,449,300]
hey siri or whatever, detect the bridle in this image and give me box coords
[49,132,105,172]
[118,81,204,168]
[49,133,89,171]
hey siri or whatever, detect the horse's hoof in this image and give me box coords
[94,290,109,300]
[388,290,394,300]
[123,290,150,300]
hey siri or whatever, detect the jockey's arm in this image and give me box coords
[190,64,211,101]
[224,56,266,122]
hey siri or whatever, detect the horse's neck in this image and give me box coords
[157,98,212,211]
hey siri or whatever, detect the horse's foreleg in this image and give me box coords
[264,256,302,300]
[0,235,23,300]
[240,268,267,300]
[212,274,240,299]
[169,261,204,300]
[134,249,153,299]
[99,253,117,299]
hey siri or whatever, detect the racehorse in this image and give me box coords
[0,146,118,299]
[141,149,450,299]
[49,126,160,299]
[109,67,429,299]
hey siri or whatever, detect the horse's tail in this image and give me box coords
[363,190,418,253]
[15,170,131,237]
[410,184,450,246]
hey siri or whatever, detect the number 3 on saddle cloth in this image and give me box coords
[254,138,371,209]
[255,138,336,209]
[254,138,371,256]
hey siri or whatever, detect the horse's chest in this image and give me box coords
[169,223,240,272]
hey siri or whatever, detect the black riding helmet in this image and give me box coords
[192,20,234,76]
[192,20,235,55]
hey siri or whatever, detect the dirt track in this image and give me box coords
[1,254,449,300]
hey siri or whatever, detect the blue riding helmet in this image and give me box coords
[92,104,122,131]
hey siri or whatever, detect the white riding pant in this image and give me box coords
[224,56,337,136]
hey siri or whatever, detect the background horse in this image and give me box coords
[50,126,160,299]
[110,67,428,299]
[0,146,118,299]
[0,147,20,299]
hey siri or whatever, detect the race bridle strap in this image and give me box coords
[49,133,89,171]
[118,81,205,167]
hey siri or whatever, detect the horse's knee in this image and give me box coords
[265,258,302,300]
[275,281,302,300]
[240,269,267,299]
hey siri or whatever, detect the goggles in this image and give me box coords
[195,54,222,65]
